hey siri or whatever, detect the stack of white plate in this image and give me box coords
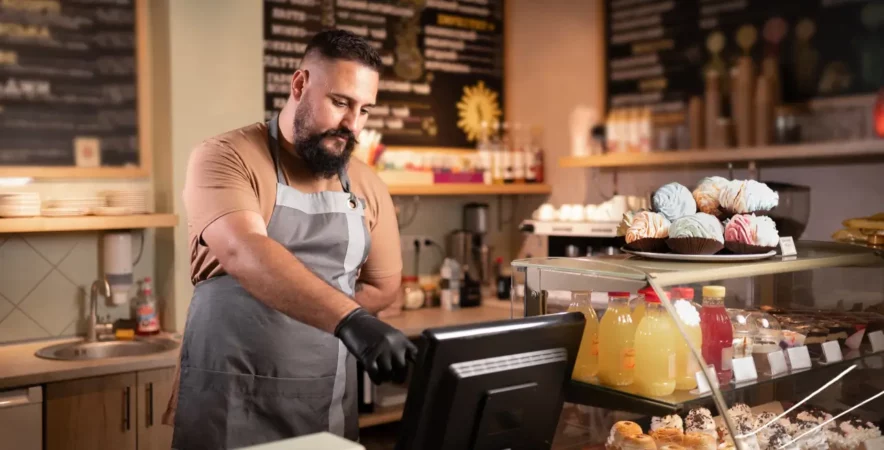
[43,196,105,215]
[0,192,41,217]
[104,190,148,213]
[41,207,88,217]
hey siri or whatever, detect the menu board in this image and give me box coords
[606,0,884,113]
[263,0,504,149]
[0,0,140,167]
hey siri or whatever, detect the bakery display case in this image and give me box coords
[511,241,884,449]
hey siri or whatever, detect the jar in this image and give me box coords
[401,276,425,310]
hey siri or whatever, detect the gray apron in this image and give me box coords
[172,116,371,449]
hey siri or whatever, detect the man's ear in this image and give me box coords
[291,69,309,101]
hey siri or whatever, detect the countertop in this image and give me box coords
[0,301,520,391]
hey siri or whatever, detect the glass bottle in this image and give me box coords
[568,291,600,382]
[597,292,636,386]
[671,287,703,391]
[633,288,677,396]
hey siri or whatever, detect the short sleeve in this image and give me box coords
[359,184,402,281]
[183,140,262,244]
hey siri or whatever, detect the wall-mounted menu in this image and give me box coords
[263,0,504,149]
[0,0,140,167]
[606,0,884,113]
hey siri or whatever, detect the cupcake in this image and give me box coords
[724,214,780,254]
[650,427,685,447]
[755,411,790,448]
[652,414,685,433]
[653,182,697,222]
[826,416,881,450]
[606,421,644,450]
[693,176,729,217]
[718,180,779,217]
[788,418,828,449]
[683,432,716,450]
[622,434,657,450]
[624,211,671,252]
[685,408,717,439]
[666,212,725,255]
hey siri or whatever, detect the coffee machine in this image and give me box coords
[445,203,492,307]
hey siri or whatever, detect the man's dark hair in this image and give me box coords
[302,29,382,72]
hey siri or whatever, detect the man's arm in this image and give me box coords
[202,210,359,333]
[355,273,401,314]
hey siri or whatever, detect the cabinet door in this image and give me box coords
[137,368,175,450]
[46,372,137,450]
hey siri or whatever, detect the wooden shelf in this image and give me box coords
[0,214,178,234]
[559,139,884,169]
[358,405,404,428]
[387,183,552,196]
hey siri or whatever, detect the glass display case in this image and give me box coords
[511,241,884,450]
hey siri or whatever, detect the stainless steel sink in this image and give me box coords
[35,337,180,361]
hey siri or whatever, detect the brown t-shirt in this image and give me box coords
[182,121,402,285]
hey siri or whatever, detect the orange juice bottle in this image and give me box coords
[597,292,636,386]
[633,288,677,396]
[631,287,653,324]
[671,287,703,390]
[569,291,599,381]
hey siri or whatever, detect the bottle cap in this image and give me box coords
[703,285,726,297]
[608,292,631,297]
[674,287,695,300]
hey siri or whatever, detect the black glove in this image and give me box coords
[335,308,418,385]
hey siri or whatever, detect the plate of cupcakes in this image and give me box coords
[619,178,783,262]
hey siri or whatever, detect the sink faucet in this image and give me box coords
[87,279,111,342]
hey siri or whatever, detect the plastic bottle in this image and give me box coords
[134,277,160,336]
[633,287,677,396]
[632,286,652,324]
[671,287,703,391]
[597,292,636,387]
[700,285,734,384]
[569,291,600,382]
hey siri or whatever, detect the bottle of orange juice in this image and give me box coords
[597,292,636,386]
[633,287,677,396]
[631,287,652,324]
[671,287,703,390]
[569,291,599,381]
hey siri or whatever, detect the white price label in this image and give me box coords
[721,346,734,371]
[870,330,884,353]
[695,364,719,395]
[767,350,788,376]
[787,346,812,370]
[822,341,843,364]
[779,236,797,256]
[864,435,884,450]
[732,356,758,383]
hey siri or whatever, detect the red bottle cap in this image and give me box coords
[677,287,695,300]
[608,292,631,297]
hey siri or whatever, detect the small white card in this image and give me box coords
[779,236,797,256]
[863,435,884,450]
[732,356,758,383]
[822,341,843,364]
[695,365,719,394]
[767,350,788,376]
[74,136,101,167]
[787,346,812,370]
[870,330,884,353]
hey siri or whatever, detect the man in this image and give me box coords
[164,30,416,449]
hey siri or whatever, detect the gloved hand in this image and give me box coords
[335,308,418,385]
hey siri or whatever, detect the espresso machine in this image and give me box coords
[445,203,492,307]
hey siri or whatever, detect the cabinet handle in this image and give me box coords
[147,382,154,428]
[123,386,131,431]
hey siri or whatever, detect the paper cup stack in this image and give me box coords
[104,190,148,214]
[0,192,41,217]
[43,196,104,216]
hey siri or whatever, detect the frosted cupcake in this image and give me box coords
[724,214,780,254]
[826,416,881,449]
[624,211,671,252]
[606,421,643,450]
[718,180,779,217]
[653,182,697,222]
[685,408,717,439]
[692,176,729,217]
[666,212,725,255]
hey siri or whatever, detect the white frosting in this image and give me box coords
[744,180,779,211]
[651,414,684,432]
[754,215,780,247]
[653,182,697,221]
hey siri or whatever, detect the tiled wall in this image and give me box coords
[0,231,154,345]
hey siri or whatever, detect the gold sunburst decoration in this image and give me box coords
[456,80,502,142]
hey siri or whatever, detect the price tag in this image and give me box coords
[779,237,797,256]
[787,346,812,370]
[870,330,884,353]
[732,356,758,383]
[695,365,719,395]
[767,350,788,376]
[822,341,843,364]
[863,435,884,450]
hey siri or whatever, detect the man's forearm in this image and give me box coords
[355,282,394,314]
[224,232,360,334]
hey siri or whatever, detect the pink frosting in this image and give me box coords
[725,215,755,244]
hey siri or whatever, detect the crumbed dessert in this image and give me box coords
[652,414,685,433]
[685,408,717,438]
[606,421,644,450]
[826,416,882,450]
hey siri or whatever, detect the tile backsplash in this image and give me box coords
[0,231,154,345]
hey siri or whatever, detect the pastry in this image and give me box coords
[618,211,638,237]
[683,431,716,449]
[768,428,794,450]
[651,427,685,446]
[724,214,780,254]
[653,182,697,222]
[685,408,717,438]
[693,176,729,217]
[718,179,779,216]
[652,414,685,432]
[607,421,644,450]
[659,445,686,450]
[788,418,828,450]
[622,434,657,449]
[666,212,725,255]
[624,211,671,252]
[755,411,790,448]
[826,416,881,450]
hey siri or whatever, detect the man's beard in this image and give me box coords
[292,106,357,179]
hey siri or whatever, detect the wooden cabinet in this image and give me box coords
[136,368,175,450]
[46,372,137,450]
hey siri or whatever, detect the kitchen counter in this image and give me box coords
[0,302,520,391]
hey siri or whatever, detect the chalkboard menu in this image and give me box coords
[263,0,504,149]
[0,0,140,167]
[606,0,884,113]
